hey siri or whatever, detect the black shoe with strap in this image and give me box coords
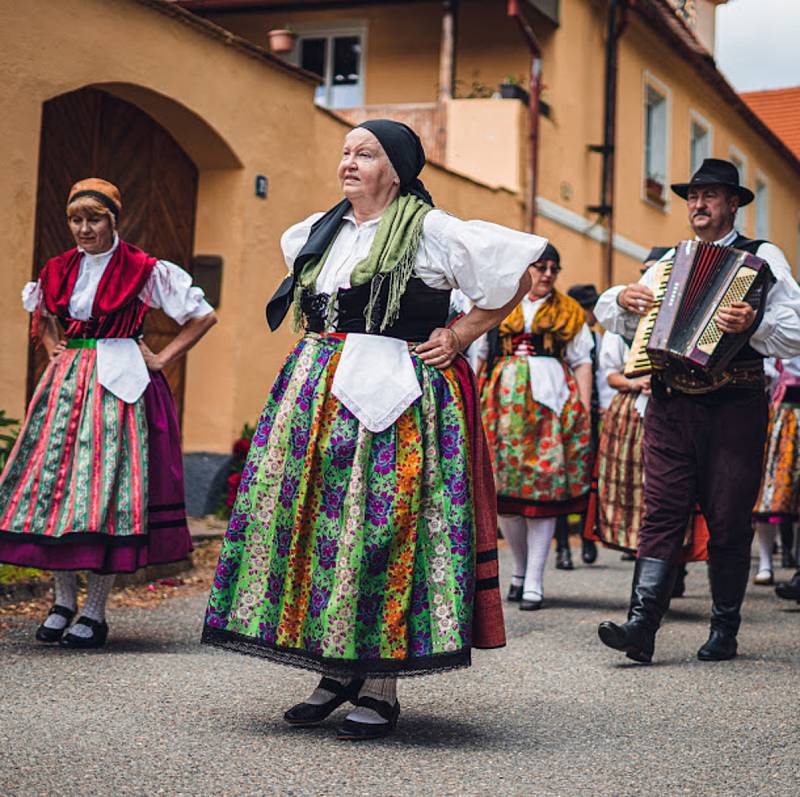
[35,605,76,643]
[59,616,109,649]
[337,697,400,741]
[775,569,800,602]
[697,556,749,662]
[284,677,364,726]
[597,557,679,664]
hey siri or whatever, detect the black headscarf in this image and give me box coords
[266,119,432,331]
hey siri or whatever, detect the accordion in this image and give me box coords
[624,240,773,389]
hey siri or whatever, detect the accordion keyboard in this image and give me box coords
[695,266,758,354]
[624,259,673,377]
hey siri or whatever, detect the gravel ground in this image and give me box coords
[1,544,798,797]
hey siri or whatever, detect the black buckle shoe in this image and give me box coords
[697,629,737,661]
[581,538,598,564]
[35,605,76,643]
[775,570,800,602]
[337,697,400,741]
[507,583,523,602]
[59,617,109,649]
[284,677,364,726]
[597,620,654,663]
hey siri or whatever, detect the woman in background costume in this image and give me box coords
[480,244,593,611]
[0,179,216,648]
[752,356,800,585]
[202,120,547,740]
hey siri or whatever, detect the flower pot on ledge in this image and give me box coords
[267,29,297,54]
[499,82,530,103]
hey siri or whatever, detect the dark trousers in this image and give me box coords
[638,388,768,565]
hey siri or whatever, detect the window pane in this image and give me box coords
[645,86,667,184]
[300,38,326,79]
[332,36,361,86]
[690,122,709,173]
[755,181,769,238]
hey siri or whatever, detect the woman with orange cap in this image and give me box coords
[0,179,217,648]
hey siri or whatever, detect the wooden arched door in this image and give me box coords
[28,87,198,425]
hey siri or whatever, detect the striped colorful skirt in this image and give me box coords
[480,355,591,517]
[584,392,708,560]
[0,346,191,572]
[753,402,800,520]
[202,334,493,678]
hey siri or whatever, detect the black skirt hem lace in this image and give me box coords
[201,626,471,679]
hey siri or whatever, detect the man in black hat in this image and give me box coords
[593,158,800,664]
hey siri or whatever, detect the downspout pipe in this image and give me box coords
[508,0,542,233]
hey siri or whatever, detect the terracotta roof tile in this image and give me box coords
[741,87,800,160]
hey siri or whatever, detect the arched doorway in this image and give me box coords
[27,86,198,424]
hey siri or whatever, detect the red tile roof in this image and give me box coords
[741,86,800,160]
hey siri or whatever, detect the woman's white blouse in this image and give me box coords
[22,235,213,403]
[598,331,648,416]
[281,208,548,432]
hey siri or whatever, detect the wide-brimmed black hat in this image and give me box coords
[670,158,754,206]
[567,283,599,308]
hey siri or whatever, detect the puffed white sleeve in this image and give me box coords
[143,261,214,325]
[565,323,594,369]
[599,331,628,374]
[749,243,800,358]
[22,281,43,313]
[416,210,548,310]
[280,212,325,272]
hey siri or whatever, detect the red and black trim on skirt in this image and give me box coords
[498,493,589,518]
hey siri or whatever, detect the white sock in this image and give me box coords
[69,573,115,638]
[303,677,354,706]
[523,517,557,600]
[345,678,398,725]
[42,572,78,631]
[499,514,527,587]
[757,523,776,573]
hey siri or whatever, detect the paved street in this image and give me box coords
[1,545,798,797]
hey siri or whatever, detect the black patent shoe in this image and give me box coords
[59,617,109,649]
[582,538,598,564]
[337,697,400,741]
[35,605,76,643]
[597,620,653,663]
[520,595,543,611]
[555,547,574,570]
[284,677,364,726]
[775,570,800,602]
[697,629,737,661]
[507,583,523,602]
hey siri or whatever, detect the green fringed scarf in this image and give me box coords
[293,194,432,333]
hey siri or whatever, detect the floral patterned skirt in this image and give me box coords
[202,334,476,678]
[753,402,800,520]
[481,355,591,517]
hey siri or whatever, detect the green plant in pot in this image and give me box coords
[499,74,529,103]
[268,24,298,54]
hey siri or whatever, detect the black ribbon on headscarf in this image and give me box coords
[265,119,433,331]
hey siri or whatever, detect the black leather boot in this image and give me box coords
[775,568,800,602]
[597,557,679,663]
[697,556,749,661]
[554,516,574,570]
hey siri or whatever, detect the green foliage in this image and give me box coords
[0,410,20,472]
[0,565,43,585]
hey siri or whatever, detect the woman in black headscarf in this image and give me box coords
[203,120,548,740]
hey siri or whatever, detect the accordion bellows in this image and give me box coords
[625,240,773,387]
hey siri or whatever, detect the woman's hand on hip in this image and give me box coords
[48,339,67,362]
[416,327,461,370]
[138,340,165,372]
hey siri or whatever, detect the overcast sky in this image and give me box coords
[715,0,800,92]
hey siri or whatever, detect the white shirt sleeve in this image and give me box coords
[599,331,629,373]
[280,212,326,272]
[564,323,594,369]
[749,243,800,358]
[22,281,42,313]
[416,210,548,310]
[595,261,661,339]
[143,261,214,325]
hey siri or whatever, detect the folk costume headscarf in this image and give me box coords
[33,180,156,340]
[266,119,434,332]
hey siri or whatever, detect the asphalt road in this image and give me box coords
[1,545,798,797]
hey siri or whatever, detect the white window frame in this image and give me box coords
[289,21,368,109]
[641,70,672,213]
[688,109,713,175]
[754,171,770,240]
[729,145,749,235]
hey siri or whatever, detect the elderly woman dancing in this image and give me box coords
[0,179,217,648]
[202,120,547,740]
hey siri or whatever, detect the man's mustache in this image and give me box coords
[692,211,710,218]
